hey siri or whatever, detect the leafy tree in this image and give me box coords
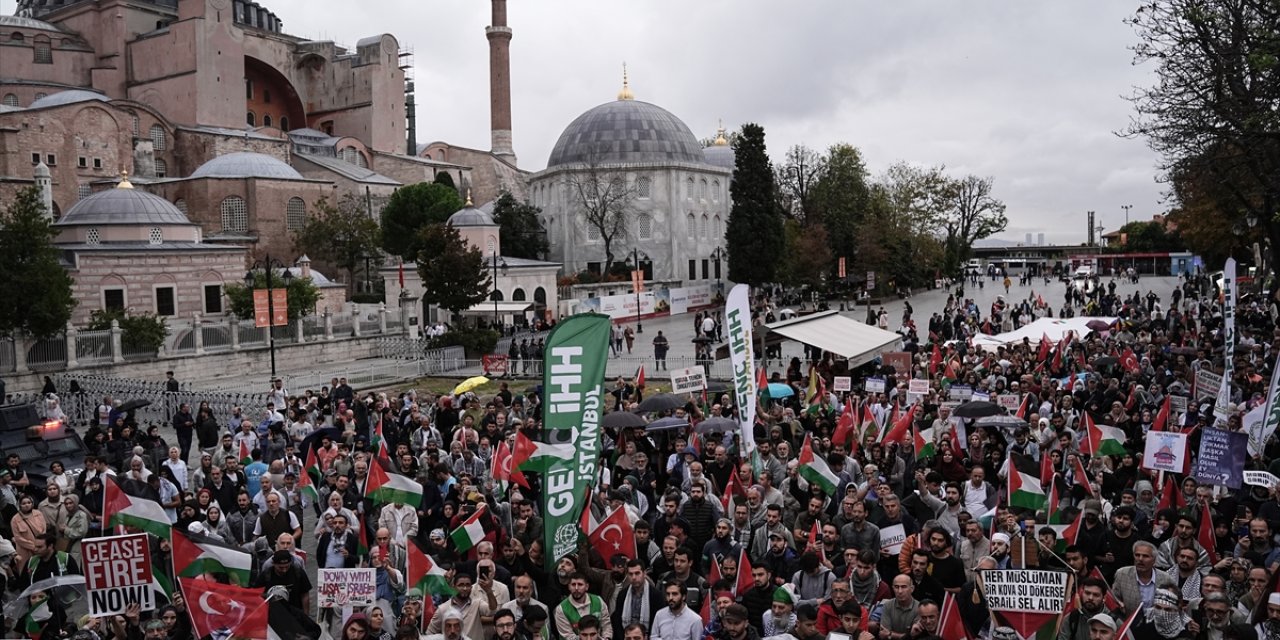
[809,144,873,268]
[224,275,321,322]
[565,146,635,274]
[379,182,464,260]
[416,223,491,316]
[940,175,1007,274]
[491,191,549,259]
[293,193,382,298]
[846,164,950,290]
[774,144,826,223]
[1111,220,1183,253]
[87,309,167,353]
[727,123,786,285]
[1125,1,1280,283]
[0,187,75,338]
[776,219,832,287]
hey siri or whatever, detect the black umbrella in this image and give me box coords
[636,393,685,413]
[117,398,151,412]
[645,417,690,432]
[1093,356,1118,369]
[692,336,716,344]
[1085,319,1113,332]
[695,417,739,434]
[952,401,1003,418]
[603,411,648,430]
[975,415,1029,430]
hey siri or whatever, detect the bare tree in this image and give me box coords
[774,144,826,224]
[941,175,1008,272]
[564,145,637,274]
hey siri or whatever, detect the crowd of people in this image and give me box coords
[0,269,1271,640]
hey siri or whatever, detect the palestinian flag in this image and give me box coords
[1038,334,1052,362]
[513,430,576,475]
[357,521,369,557]
[373,419,391,464]
[858,401,880,442]
[797,433,839,495]
[1069,455,1096,497]
[173,528,254,586]
[940,592,972,640]
[104,476,171,540]
[635,364,646,388]
[365,460,424,508]
[449,503,488,553]
[299,446,320,504]
[734,547,753,596]
[1087,567,1124,611]
[1016,394,1033,422]
[914,423,939,460]
[1083,414,1127,456]
[408,539,456,597]
[756,366,770,406]
[807,520,827,565]
[1008,456,1048,511]
[239,439,252,465]
[833,398,857,448]
[23,596,51,640]
[1040,450,1055,488]
[1046,476,1080,553]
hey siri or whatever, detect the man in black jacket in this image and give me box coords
[612,560,661,639]
[741,563,776,635]
[317,513,359,569]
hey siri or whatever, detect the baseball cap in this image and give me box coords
[721,603,749,623]
[1089,614,1117,631]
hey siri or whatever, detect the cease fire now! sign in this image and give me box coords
[84,533,155,617]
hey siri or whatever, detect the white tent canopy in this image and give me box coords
[460,301,534,316]
[971,316,1118,352]
[765,310,904,368]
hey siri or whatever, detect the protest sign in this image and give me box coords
[317,568,377,609]
[670,366,708,394]
[883,352,911,382]
[879,524,907,554]
[865,377,886,393]
[481,354,508,376]
[981,569,1071,640]
[1195,369,1223,402]
[950,385,973,401]
[1246,405,1274,458]
[1244,470,1280,489]
[1142,431,1189,474]
[84,533,154,617]
[997,394,1021,411]
[1194,428,1247,488]
[972,391,991,402]
[833,376,852,392]
[1170,395,1188,416]
[908,379,930,396]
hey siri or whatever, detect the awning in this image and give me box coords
[764,310,903,368]
[460,301,534,316]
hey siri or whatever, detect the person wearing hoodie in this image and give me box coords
[789,551,836,610]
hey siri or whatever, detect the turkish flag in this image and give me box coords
[180,577,269,640]
[833,398,857,449]
[588,506,636,561]
[1199,501,1220,564]
[735,547,753,596]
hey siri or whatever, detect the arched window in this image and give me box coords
[262,114,272,128]
[686,177,694,200]
[713,215,722,238]
[149,125,167,151]
[33,92,46,100]
[700,214,708,237]
[700,179,708,201]
[637,213,652,240]
[687,213,695,237]
[712,180,721,201]
[174,199,188,216]
[637,177,651,199]
[219,196,248,232]
[2,94,17,107]
[246,112,256,126]
[512,288,526,302]
[32,35,50,64]
[286,197,306,230]
[10,32,23,43]
[131,115,140,137]
[342,147,360,165]
[279,116,289,131]
[356,153,368,169]
[586,224,600,241]
[154,158,167,178]
[486,237,496,254]
[534,287,547,306]
[490,289,503,302]
[77,184,92,199]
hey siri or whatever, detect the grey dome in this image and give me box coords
[447,205,495,227]
[191,152,304,180]
[57,186,190,226]
[703,145,735,170]
[0,104,24,114]
[0,14,61,31]
[547,100,707,168]
[28,89,107,109]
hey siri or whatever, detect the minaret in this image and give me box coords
[486,0,516,163]
[33,162,53,220]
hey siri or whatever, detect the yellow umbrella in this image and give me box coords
[452,376,490,395]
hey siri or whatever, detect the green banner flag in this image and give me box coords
[539,313,612,569]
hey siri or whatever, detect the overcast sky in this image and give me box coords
[7,0,1165,244]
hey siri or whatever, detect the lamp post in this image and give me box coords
[710,246,725,294]
[1121,204,1133,226]
[490,251,508,331]
[628,248,647,333]
[244,255,293,379]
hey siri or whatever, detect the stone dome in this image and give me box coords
[547,99,708,168]
[0,14,61,30]
[703,145,735,170]
[191,152,304,180]
[28,89,108,110]
[447,203,495,227]
[56,182,190,226]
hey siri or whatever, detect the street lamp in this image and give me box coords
[490,251,508,331]
[244,255,293,379]
[628,248,647,333]
[710,246,726,293]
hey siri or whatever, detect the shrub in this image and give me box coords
[426,326,499,357]
[87,309,167,353]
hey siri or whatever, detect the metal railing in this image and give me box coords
[0,339,15,373]
[202,325,233,352]
[27,337,68,371]
[51,373,268,428]
[75,329,114,366]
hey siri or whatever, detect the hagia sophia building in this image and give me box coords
[0,0,735,325]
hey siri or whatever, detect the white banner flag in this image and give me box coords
[1256,352,1280,455]
[727,284,758,455]
[1215,258,1237,427]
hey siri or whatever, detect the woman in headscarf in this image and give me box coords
[10,495,46,568]
[61,493,89,560]
[364,601,395,640]
[341,613,370,640]
[1134,479,1158,521]
[203,504,233,543]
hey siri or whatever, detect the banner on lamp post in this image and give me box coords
[538,314,611,570]
[726,284,758,456]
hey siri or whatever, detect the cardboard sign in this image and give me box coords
[317,568,377,609]
[481,354,509,376]
[1170,395,1188,415]
[1195,369,1223,402]
[865,377,886,394]
[879,524,907,554]
[84,533,154,617]
[981,569,1070,613]
[972,391,991,403]
[997,394,1021,411]
[833,376,852,392]
[1244,470,1280,489]
[670,366,708,394]
[950,385,973,401]
[1142,431,1190,473]
[1194,428,1248,488]
[908,379,930,396]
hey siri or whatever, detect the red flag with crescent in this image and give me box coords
[180,577,268,640]
[587,505,636,561]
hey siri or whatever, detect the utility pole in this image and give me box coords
[1087,211,1096,246]
[1121,204,1133,227]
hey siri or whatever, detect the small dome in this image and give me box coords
[28,89,108,110]
[447,203,495,228]
[191,152,304,180]
[57,183,190,226]
[0,14,62,31]
[703,145,735,170]
[547,99,708,168]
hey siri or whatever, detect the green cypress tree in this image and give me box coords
[726,123,785,285]
[0,187,75,338]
